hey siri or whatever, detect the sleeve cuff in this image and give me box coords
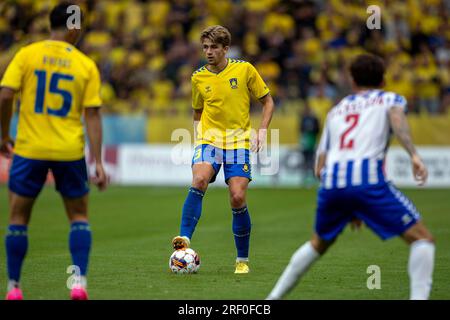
[257,90,270,99]
[0,84,20,91]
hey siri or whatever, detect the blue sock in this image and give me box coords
[69,222,92,276]
[232,206,252,259]
[180,187,204,239]
[5,225,28,282]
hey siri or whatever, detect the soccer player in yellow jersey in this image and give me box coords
[0,2,107,300]
[172,26,275,274]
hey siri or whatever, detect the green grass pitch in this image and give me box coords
[0,186,449,300]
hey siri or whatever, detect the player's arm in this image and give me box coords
[83,63,107,190]
[0,48,25,158]
[191,76,204,142]
[315,153,326,179]
[193,108,203,121]
[193,108,203,141]
[247,63,274,152]
[253,93,275,152]
[388,106,427,185]
[84,108,102,163]
[0,87,15,158]
[84,107,107,190]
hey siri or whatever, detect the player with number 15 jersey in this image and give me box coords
[1,38,101,160]
[0,2,107,300]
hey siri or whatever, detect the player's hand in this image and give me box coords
[92,163,108,191]
[350,218,363,231]
[411,154,427,186]
[251,128,267,153]
[0,137,14,159]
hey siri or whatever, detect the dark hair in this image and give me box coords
[349,54,385,87]
[200,25,231,47]
[50,2,83,30]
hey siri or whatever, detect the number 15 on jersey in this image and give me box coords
[34,70,73,117]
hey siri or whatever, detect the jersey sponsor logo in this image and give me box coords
[229,78,238,89]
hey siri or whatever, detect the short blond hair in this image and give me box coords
[200,25,231,47]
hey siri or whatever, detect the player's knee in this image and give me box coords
[403,222,435,244]
[64,197,88,219]
[9,206,31,223]
[230,192,246,208]
[418,227,435,243]
[9,215,29,225]
[311,234,334,255]
[69,214,88,224]
[9,197,34,225]
[192,176,209,191]
[410,233,435,244]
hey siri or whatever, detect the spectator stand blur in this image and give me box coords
[1,0,450,146]
[299,102,320,187]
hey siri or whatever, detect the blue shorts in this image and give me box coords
[9,154,89,198]
[315,182,421,241]
[192,144,252,184]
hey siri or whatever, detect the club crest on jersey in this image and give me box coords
[243,164,249,172]
[229,78,238,89]
[205,86,211,93]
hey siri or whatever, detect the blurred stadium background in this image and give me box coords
[0,0,449,299]
[1,0,450,187]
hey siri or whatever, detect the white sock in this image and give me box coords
[80,276,88,289]
[72,276,88,289]
[408,239,435,300]
[266,241,320,300]
[7,280,20,291]
[236,257,249,263]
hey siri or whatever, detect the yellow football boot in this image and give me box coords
[234,261,250,274]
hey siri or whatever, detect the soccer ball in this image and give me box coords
[169,248,201,274]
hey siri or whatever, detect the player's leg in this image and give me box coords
[5,155,47,300]
[5,193,37,300]
[266,233,334,300]
[52,158,90,300]
[63,196,90,275]
[62,195,90,300]
[174,145,219,250]
[401,221,435,300]
[355,182,435,300]
[267,188,350,299]
[227,176,251,273]
[223,148,252,273]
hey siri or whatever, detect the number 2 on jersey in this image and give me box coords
[34,70,73,117]
[340,114,360,149]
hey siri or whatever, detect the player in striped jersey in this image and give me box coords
[267,54,435,300]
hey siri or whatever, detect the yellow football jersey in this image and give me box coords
[192,58,269,149]
[0,40,102,161]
